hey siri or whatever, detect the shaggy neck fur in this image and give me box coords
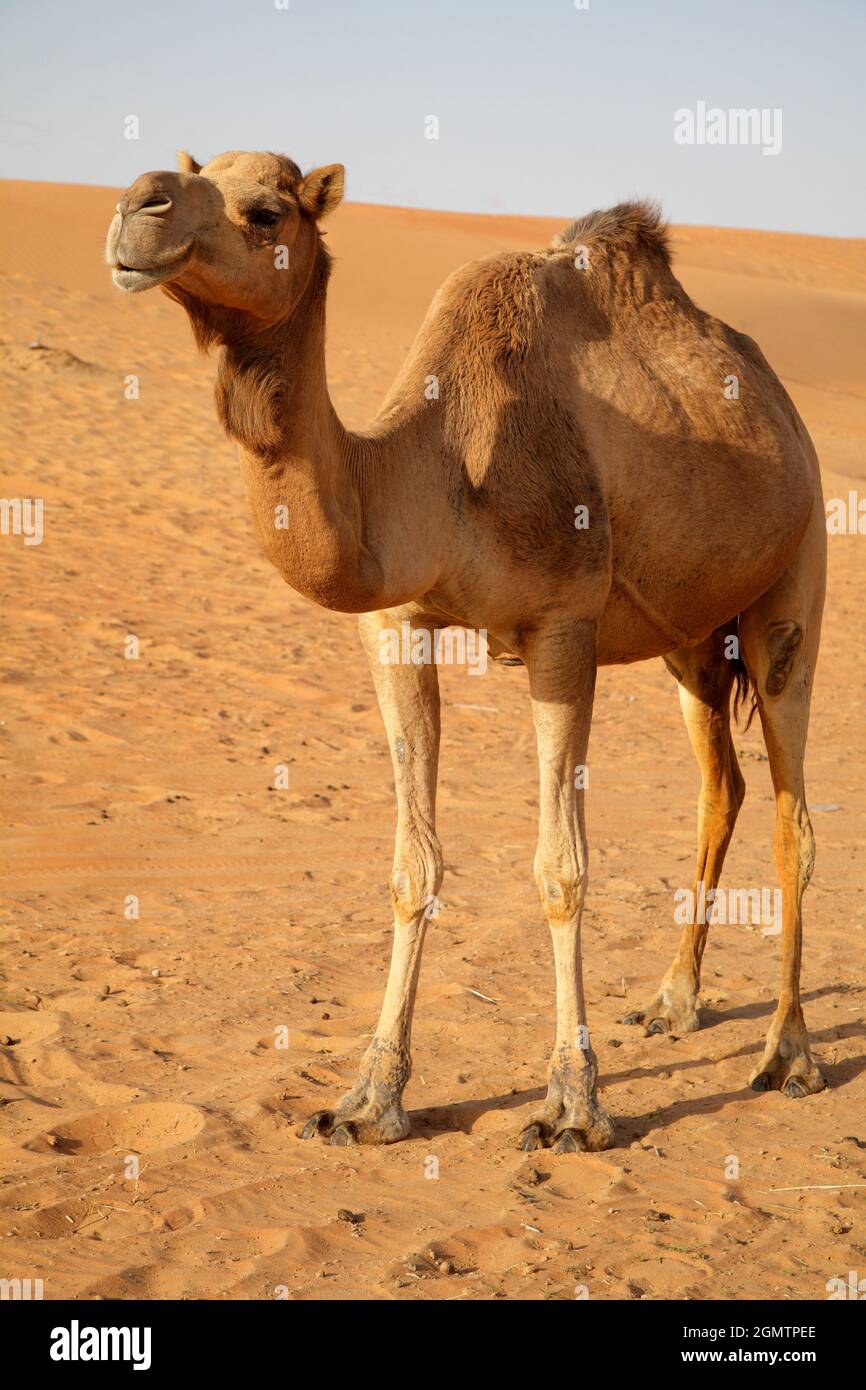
[167,241,388,610]
[169,237,336,458]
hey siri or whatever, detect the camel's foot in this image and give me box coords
[518,1114,614,1154]
[622,975,700,1036]
[300,1100,409,1146]
[298,1038,411,1146]
[517,1046,615,1154]
[749,1015,824,1099]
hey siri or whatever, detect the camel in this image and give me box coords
[106,150,827,1153]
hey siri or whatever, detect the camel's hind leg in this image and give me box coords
[739,535,826,1098]
[624,628,744,1035]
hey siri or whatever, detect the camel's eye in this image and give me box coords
[248,208,281,229]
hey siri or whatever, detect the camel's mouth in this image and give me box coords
[111,247,193,293]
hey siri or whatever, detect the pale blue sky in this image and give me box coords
[1,0,863,235]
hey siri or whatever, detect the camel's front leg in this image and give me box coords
[518,619,614,1155]
[301,608,442,1145]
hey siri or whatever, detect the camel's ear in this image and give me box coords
[297,164,345,220]
[177,150,202,174]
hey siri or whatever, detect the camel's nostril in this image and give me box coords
[123,191,173,217]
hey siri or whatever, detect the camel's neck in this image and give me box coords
[200,244,385,611]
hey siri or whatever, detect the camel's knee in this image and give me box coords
[775,804,816,891]
[390,836,443,926]
[535,861,587,926]
[793,816,815,891]
[800,822,816,890]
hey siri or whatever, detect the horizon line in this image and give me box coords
[1,174,863,244]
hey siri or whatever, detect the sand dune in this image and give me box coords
[1,181,865,1300]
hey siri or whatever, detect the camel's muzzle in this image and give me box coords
[106,170,196,292]
[109,247,192,293]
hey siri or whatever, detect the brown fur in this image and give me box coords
[553,197,672,263]
[107,150,828,1150]
[164,240,333,456]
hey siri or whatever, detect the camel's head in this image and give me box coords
[106,150,344,322]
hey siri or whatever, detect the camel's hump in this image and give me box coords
[552,199,671,265]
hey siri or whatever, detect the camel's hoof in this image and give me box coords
[298,1097,410,1145]
[623,1009,674,1034]
[552,1128,587,1154]
[622,996,700,1036]
[517,1114,614,1154]
[300,1110,332,1140]
[749,1061,823,1098]
[518,1122,546,1152]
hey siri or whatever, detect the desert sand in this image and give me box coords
[1,180,865,1301]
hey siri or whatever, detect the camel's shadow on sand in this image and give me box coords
[408,983,866,1145]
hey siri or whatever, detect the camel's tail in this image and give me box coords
[732,627,759,730]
